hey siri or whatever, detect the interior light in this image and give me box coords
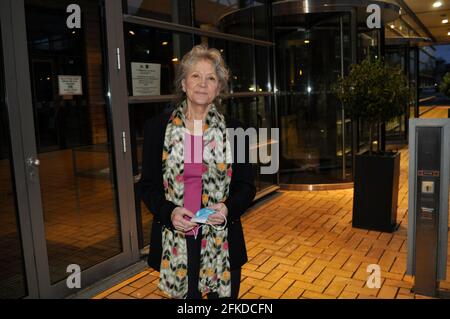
[172,58,179,62]
[304,39,310,44]
[443,18,449,24]
[129,30,135,35]
[433,1,443,8]
[162,41,168,45]
[390,24,395,29]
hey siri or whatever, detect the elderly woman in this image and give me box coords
[140,44,256,299]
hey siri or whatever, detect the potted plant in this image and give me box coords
[333,58,409,232]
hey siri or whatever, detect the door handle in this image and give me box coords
[27,157,40,167]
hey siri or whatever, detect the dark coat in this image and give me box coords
[140,110,256,271]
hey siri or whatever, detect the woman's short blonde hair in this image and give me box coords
[174,44,230,105]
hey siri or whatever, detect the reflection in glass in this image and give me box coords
[385,45,408,142]
[125,0,191,26]
[0,32,28,299]
[418,48,437,116]
[25,0,122,284]
[357,29,379,152]
[124,23,193,96]
[130,102,169,248]
[409,48,418,118]
[276,13,353,184]
[196,0,266,39]
[225,42,255,93]
[221,96,277,192]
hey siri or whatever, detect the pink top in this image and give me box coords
[183,131,203,236]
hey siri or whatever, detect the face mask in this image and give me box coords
[191,207,215,224]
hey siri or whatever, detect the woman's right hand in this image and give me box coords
[171,207,197,232]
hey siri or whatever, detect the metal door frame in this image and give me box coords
[0,0,139,298]
[0,0,40,299]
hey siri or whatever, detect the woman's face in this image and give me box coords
[182,59,220,108]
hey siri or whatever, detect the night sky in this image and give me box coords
[434,44,450,63]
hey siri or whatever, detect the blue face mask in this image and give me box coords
[191,207,215,224]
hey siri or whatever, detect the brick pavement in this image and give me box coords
[94,108,450,299]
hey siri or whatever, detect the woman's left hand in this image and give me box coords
[207,203,228,225]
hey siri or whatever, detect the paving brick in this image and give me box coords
[338,291,358,299]
[377,285,399,299]
[271,278,295,294]
[241,292,261,299]
[241,269,267,280]
[118,286,137,295]
[250,287,283,299]
[324,281,347,297]
[241,277,273,289]
[263,269,286,283]
[302,291,336,299]
[105,292,135,299]
[281,286,304,299]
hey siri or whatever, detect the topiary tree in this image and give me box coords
[333,58,409,155]
[439,72,450,98]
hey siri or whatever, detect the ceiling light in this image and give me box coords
[447,31,450,35]
[162,41,168,45]
[433,1,443,8]
[172,58,179,62]
[304,39,310,44]
[443,18,449,24]
[390,24,395,29]
[129,30,135,35]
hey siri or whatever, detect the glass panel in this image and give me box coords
[276,12,352,184]
[0,28,28,299]
[221,96,277,192]
[226,42,255,93]
[195,0,267,39]
[418,47,437,116]
[130,102,169,248]
[125,0,192,26]
[385,45,407,142]
[197,37,256,93]
[25,0,122,284]
[255,46,270,92]
[124,23,193,96]
[410,48,418,118]
[357,29,379,62]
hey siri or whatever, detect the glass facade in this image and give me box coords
[275,12,353,184]
[0,26,28,299]
[24,0,123,284]
[418,47,437,116]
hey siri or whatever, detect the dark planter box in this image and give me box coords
[352,151,400,232]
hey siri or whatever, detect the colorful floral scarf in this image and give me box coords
[158,100,233,299]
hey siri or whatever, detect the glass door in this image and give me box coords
[0,21,36,300]
[1,0,138,298]
[276,12,353,185]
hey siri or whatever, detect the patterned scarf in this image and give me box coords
[158,100,233,298]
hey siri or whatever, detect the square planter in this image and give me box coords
[352,151,401,233]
